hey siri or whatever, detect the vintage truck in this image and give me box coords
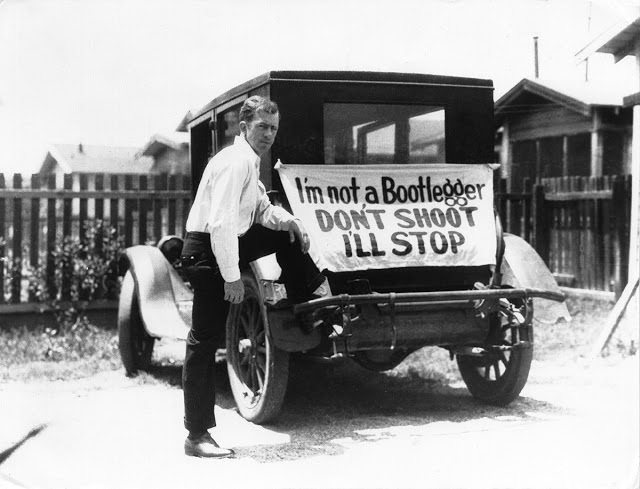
[118,71,569,424]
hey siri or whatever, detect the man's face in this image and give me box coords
[241,109,279,156]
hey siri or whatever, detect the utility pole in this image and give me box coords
[533,36,540,78]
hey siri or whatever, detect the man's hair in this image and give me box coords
[239,96,279,124]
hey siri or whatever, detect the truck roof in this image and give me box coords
[191,70,494,123]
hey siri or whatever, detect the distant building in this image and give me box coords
[495,78,632,191]
[138,131,190,174]
[39,143,153,176]
[137,110,192,174]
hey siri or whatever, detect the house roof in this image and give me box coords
[575,11,640,62]
[597,17,640,61]
[45,143,153,174]
[495,77,626,122]
[139,132,189,157]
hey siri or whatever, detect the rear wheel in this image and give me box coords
[457,300,533,406]
[226,271,289,424]
[118,271,154,376]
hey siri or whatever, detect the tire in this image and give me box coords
[353,348,410,372]
[457,305,533,406]
[118,271,155,376]
[226,271,289,424]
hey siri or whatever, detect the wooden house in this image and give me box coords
[495,78,633,191]
[39,143,153,178]
[137,111,192,174]
[138,131,190,174]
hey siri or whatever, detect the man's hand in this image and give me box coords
[224,279,245,304]
[288,219,310,254]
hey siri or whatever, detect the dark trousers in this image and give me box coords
[181,224,324,433]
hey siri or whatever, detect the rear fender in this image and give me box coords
[502,234,571,324]
[123,245,192,340]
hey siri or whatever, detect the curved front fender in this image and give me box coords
[124,245,192,340]
[502,234,571,325]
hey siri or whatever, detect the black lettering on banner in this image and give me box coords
[394,209,415,229]
[369,233,386,256]
[342,233,353,257]
[449,231,465,253]
[445,207,461,227]
[381,177,396,204]
[460,206,478,226]
[430,208,446,227]
[430,231,448,254]
[464,184,477,200]
[353,233,370,257]
[365,186,380,203]
[341,232,386,257]
[327,177,360,204]
[315,209,333,232]
[366,209,386,229]
[295,176,325,203]
[350,209,370,230]
[413,208,432,228]
[334,210,351,230]
[391,232,412,256]
[408,231,428,254]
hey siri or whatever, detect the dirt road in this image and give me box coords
[0,350,637,489]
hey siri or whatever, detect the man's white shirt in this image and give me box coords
[186,135,296,282]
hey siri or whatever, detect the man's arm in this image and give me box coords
[206,157,246,285]
[255,182,310,253]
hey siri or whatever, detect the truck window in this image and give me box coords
[323,103,445,165]
[217,104,242,151]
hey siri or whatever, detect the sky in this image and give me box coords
[0,0,638,174]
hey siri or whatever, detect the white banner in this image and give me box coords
[276,163,497,272]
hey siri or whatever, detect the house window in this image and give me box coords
[511,140,537,192]
[323,103,445,165]
[566,134,590,176]
[539,137,563,178]
[602,131,624,175]
[217,104,242,150]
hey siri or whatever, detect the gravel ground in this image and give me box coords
[0,298,637,489]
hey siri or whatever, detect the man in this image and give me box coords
[180,96,324,458]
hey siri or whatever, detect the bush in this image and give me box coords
[26,220,123,332]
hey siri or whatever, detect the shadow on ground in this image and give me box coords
[144,353,567,463]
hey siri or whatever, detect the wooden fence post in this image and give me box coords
[139,175,148,244]
[61,174,73,300]
[612,175,629,298]
[532,183,549,264]
[11,174,23,303]
[29,174,40,302]
[46,174,56,298]
[0,174,5,304]
[168,175,177,236]
[522,177,532,242]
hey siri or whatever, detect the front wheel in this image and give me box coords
[457,301,533,406]
[226,271,289,424]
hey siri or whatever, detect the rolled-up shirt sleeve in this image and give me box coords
[207,158,247,283]
[254,181,296,230]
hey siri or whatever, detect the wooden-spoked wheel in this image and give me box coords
[226,271,289,424]
[457,300,533,406]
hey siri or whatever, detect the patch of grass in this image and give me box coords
[0,296,625,385]
[533,296,612,361]
[0,322,121,382]
[385,296,617,384]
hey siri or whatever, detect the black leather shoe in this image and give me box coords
[184,433,234,458]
